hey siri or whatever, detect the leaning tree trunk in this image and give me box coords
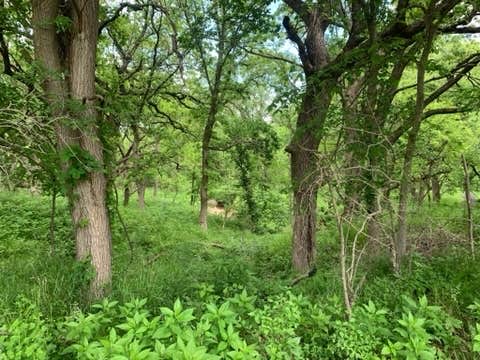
[32,0,112,300]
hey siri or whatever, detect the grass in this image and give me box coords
[0,189,479,319]
[2,189,480,357]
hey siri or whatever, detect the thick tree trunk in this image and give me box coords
[291,147,320,272]
[32,0,112,300]
[283,8,334,272]
[69,0,111,298]
[288,84,332,273]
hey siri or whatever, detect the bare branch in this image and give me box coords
[241,46,302,68]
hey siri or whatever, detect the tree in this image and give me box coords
[32,0,111,299]
[281,0,480,273]
[181,0,272,230]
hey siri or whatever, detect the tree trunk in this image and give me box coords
[199,122,213,230]
[462,154,475,256]
[288,83,332,273]
[395,14,436,271]
[131,124,145,210]
[190,171,196,206]
[199,89,219,230]
[69,0,111,298]
[32,0,112,300]
[137,180,146,209]
[342,79,363,218]
[198,29,224,230]
[123,183,130,206]
[431,176,441,202]
[49,185,56,255]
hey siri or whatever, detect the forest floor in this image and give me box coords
[1,190,480,358]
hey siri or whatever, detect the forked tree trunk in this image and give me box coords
[32,0,112,300]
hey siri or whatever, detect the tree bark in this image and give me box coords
[137,180,146,209]
[32,0,112,300]
[462,154,475,256]
[199,74,221,229]
[190,171,196,206]
[131,124,145,210]
[431,176,441,202]
[123,183,130,206]
[282,7,334,273]
[288,83,332,273]
[395,13,436,271]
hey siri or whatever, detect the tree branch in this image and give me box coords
[241,46,302,67]
[282,16,312,72]
[99,2,148,34]
[283,0,310,22]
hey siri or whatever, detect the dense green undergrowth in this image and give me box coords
[1,191,480,358]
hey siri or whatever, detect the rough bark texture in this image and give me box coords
[288,83,332,273]
[68,0,112,298]
[32,0,112,300]
[282,6,334,273]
